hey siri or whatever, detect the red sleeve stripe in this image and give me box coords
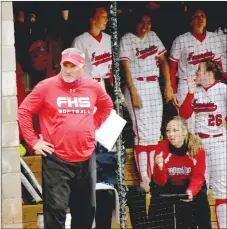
[214,57,221,61]
[120,57,130,61]
[159,49,167,56]
[169,56,179,62]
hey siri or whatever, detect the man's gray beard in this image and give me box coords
[62,75,78,83]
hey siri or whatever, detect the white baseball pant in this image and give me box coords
[124,78,163,146]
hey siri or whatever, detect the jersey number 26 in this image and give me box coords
[208,114,222,126]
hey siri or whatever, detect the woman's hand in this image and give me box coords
[155,152,164,170]
[182,190,193,202]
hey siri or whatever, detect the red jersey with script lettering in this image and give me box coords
[179,82,227,135]
[119,31,166,78]
[153,140,206,196]
[72,32,112,79]
[18,75,113,162]
[170,31,222,80]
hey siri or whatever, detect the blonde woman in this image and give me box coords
[149,116,211,229]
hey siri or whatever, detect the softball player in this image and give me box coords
[71,7,112,90]
[169,9,223,133]
[179,60,227,229]
[119,10,173,191]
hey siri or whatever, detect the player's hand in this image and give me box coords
[33,139,54,156]
[187,76,196,94]
[140,176,151,193]
[155,152,164,170]
[172,94,180,107]
[131,91,142,109]
[182,190,193,202]
[164,85,174,103]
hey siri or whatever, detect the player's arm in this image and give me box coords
[179,94,194,119]
[121,60,142,109]
[169,60,178,95]
[186,147,206,197]
[169,37,181,107]
[169,60,179,107]
[159,53,174,103]
[179,76,195,119]
[94,83,114,129]
[119,36,142,109]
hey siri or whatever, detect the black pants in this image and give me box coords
[127,186,150,229]
[148,191,212,229]
[42,153,96,229]
[95,189,115,229]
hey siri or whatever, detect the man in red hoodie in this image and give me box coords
[18,48,113,229]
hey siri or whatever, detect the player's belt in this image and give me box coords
[197,133,223,139]
[136,76,157,82]
[93,78,101,82]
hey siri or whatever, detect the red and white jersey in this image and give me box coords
[119,31,166,78]
[179,82,227,135]
[215,27,227,73]
[170,31,223,79]
[71,32,112,79]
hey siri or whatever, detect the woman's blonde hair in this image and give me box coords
[166,116,203,157]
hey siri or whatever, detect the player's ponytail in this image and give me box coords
[187,131,203,157]
[201,59,223,81]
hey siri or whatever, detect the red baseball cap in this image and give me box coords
[61,48,85,66]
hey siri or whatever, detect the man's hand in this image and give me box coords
[33,139,54,156]
[140,176,151,193]
[155,152,164,170]
[131,91,142,109]
[172,94,180,107]
[164,85,174,103]
[182,190,193,202]
[187,76,196,94]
